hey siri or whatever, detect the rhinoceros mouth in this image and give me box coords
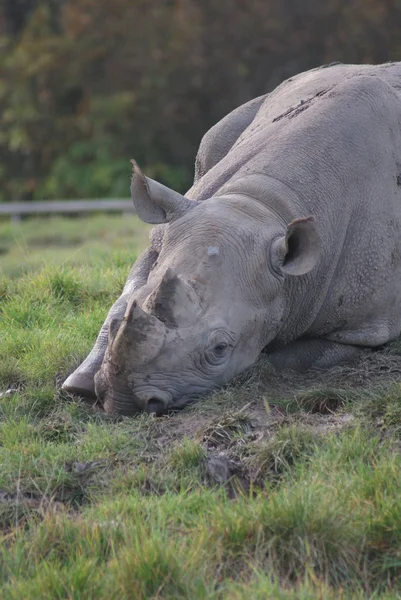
[95,370,172,415]
[99,391,169,416]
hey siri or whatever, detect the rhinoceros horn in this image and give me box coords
[109,297,167,364]
[130,160,197,224]
[143,268,202,327]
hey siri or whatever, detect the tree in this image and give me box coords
[1,0,401,201]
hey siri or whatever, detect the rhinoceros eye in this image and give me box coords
[204,330,234,366]
[205,341,230,366]
[213,342,228,356]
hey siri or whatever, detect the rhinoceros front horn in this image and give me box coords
[131,160,197,224]
[109,297,167,364]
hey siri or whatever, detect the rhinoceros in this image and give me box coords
[63,61,401,415]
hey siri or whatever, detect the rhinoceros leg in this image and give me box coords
[266,339,365,373]
[62,246,158,398]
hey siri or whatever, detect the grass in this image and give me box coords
[1,215,401,598]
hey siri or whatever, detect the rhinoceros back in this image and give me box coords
[189,62,401,348]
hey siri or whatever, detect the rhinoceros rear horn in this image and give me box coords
[143,268,202,327]
[124,298,166,334]
[130,160,197,224]
[271,216,320,276]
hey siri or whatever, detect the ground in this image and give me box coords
[0,214,401,599]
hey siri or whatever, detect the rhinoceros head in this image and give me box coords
[94,163,320,415]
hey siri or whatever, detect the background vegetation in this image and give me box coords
[1,0,401,202]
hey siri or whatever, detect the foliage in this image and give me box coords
[1,1,401,201]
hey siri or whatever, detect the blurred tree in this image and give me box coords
[1,0,401,202]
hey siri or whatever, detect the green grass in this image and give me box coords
[1,215,401,598]
[0,213,149,279]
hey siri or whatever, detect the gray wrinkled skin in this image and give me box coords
[63,62,401,415]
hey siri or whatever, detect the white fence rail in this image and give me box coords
[0,199,134,222]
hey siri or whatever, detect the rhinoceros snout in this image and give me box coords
[94,369,170,416]
[101,392,169,416]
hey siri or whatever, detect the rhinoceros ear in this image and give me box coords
[130,160,197,224]
[271,217,320,276]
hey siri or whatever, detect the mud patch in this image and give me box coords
[202,455,250,496]
[0,489,66,532]
[53,345,401,501]
[272,88,331,123]
[0,490,64,511]
[132,346,401,494]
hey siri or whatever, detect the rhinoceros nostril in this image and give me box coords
[145,398,167,416]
